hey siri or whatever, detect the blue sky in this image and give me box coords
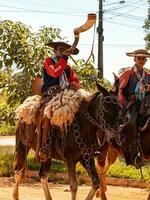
[0,0,149,82]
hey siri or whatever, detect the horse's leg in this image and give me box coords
[95,148,108,200]
[80,158,100,200]
[96,146,120,200]
[13,122,35,200]
[67,161,78,200]
[13,145,30,200]
[13,170,22,200]
[95,155,108,200]
[39,159,53,200]
[147,193,150,200]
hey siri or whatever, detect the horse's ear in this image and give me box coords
[113,72,119,81]
[111,72,119,95]
[96,82,108,95]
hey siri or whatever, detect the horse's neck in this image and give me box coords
[87,94,100,120]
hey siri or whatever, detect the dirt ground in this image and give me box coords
[0,178,149,200]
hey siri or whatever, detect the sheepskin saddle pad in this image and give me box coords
[15,89,91,130]
[15,95,41,125]
[44,89,90,131]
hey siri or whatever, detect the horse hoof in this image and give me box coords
[95,191,100,198]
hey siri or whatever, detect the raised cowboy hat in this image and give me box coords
[46,41,79,55]
[126,49,150,57]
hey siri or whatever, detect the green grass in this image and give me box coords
[0,147,150,183]
[107,158,150,181]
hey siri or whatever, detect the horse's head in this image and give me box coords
[96,82,121,131]
[96,82,144,169]
[118,103,144,169]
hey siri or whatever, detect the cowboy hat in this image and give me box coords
[46,41,79,55]
[126,49,150,57]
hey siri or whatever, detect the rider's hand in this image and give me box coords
[61,55,68,61]
[145,84,150,92]
[70,82,79,90]
[63,49,72,56]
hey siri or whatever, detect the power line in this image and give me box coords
[105,19,142,29]
[0,1,148,30]
[104,0,144,12]
[0,3,95,13]
[104,2,147,25]
[103,1,125,7]
[0,10,84,16]
[104,11,145,22]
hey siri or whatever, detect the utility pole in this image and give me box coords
[97,0,125,79]
[97,0,104,79]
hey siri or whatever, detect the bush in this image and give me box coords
[0,122,15,136]
[0,153,14,176]
[27,153,40,170]
[107,158,150,181]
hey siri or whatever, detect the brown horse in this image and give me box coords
[95,79,150,200]
[96,125,150,200]
[13,83,126,200]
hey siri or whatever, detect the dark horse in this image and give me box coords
[96,123,150,200]
[13,84,131,200]
[95,78,150,200]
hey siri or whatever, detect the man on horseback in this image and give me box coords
[118,49,150,109]
[41,41,80,97]
[116,49,150,166]
[37,41,80,162]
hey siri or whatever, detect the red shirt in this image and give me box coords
[42,56,80,91]
[118,67,150,107]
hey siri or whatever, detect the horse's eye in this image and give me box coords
[112,98,118,104]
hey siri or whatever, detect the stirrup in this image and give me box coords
[39,146,50,162]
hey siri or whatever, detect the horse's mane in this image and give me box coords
[80,91,101,114]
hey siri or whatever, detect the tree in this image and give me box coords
[0,20,62,106]
[0,20,111,126]
[144,0,150,49]
[0,20,62,125]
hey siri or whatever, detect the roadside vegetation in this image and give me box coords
[0,146,149,183]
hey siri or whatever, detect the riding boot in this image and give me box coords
[129,102,144,167]
[39,117,51,163]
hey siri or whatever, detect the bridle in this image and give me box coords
[85,93,124,146]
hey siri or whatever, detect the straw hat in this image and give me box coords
[126,49,150,57]
[46,41,79,55]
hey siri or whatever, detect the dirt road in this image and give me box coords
[0,179,149,200]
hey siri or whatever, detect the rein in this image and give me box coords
[85,94,121,145]
[71,120,98,168]
[70,94,120,169]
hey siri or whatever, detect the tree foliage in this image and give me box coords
[0,20,62,106]
[0,20,111,126]
[72,59,98,90]
[0,20,62,124]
